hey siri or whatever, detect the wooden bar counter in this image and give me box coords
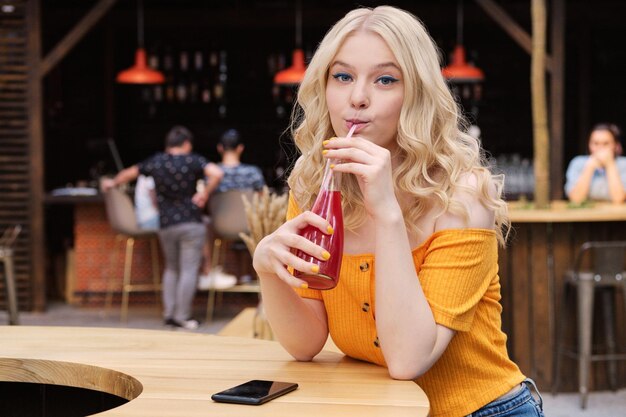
[500,201,626,392]
[0,326,429,416]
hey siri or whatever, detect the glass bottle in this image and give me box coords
[294,159,344,290]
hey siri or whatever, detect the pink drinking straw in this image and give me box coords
[322,123,357,190]
[346,122,358,139]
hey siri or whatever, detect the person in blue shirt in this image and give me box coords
[215,129,266,193]
[198,129,266,289]
[565,123,626,204]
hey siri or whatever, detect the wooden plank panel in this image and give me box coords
[0,111,27,118]
[509,224,532,373]
[551,222,576,390]
[0,38,26,44]
[25,0,44,311]
[0,93,26,100]
[0,0,31,312]
[0,102,27,108]
[0,73,27,81]
[498,241,512,340]
[529,223,552,388]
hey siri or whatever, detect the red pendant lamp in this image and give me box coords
[274,0,306,86]
[117,0,164,84]
[442,0,484,83]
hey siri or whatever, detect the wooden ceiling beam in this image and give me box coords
[38,0,119,79]
[475,0,553,73]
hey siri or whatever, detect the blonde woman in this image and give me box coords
[253,6,543,417]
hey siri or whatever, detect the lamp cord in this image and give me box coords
[137,0,144,48]
[295,0,302,48]
[457,0,464,45]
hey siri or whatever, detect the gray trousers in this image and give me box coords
[158,222,206,322]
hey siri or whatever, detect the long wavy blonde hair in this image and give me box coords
[287,6,509,245]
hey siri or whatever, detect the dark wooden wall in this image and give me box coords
[5,0,626,311]
[0,0,37,311]
[499,221,626,392]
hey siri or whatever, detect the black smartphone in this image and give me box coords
[211,380,298,405]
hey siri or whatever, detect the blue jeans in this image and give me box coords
[466,379,545,417]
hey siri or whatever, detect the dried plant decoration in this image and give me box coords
[239,186,289,256]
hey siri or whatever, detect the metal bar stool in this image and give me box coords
[103,188,161,322]
[0,224,21,325]
[553,240,626,408]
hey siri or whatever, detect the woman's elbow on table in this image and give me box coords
[387,362,427,381]
[291,353,317,362]
[386,327,454,380]
[386,354,436,380]
[288,346,323,362]
[282,339,325,362]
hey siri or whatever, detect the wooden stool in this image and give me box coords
[0,225,21,325]
[103,188,161,322]
[205,189,255,322]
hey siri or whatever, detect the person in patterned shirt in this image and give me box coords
[102,126,223,330]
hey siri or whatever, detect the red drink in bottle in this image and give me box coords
[294,187,344,290]
[294,123,356,290]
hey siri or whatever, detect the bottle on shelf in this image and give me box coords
[176,77,188,103]
[148,48,163,103]
[175,50,189,103]
[179,50,189,73]
[201,77,211,104]
[188,50,203,103]
[194,50,203,72]
[163,47,175,103]
[215,50,228,118]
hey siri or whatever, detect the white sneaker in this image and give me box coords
[197,266,237,290]
[180,319,199,330]
[165,318,199,330]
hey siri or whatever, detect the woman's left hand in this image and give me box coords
[323,135,398,219]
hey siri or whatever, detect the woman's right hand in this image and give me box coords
[253,211,333,288]
[591,147,616,168]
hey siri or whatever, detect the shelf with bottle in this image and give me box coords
[266,49,312,119]
[139,45,229,119]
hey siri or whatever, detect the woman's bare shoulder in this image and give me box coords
[434,171,496,231]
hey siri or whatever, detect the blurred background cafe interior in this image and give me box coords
[2,0,626,396]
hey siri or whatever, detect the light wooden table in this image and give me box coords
[0,326,429,416]
[508,200,626,223]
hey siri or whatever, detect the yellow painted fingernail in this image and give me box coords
[311,264,320,273]
[322,250,331,260]
[330,137,337,140]
[300,282,308,289]
[330,164,335,169]
[327,225,334,234]
[322,149,328,155]
[322,140,330,146]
